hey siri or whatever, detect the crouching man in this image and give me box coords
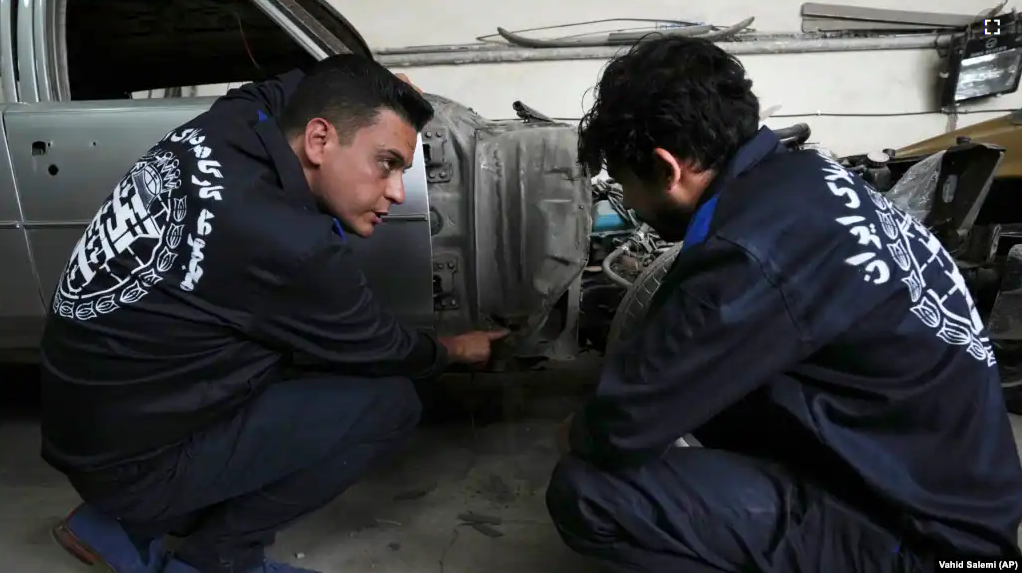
[546,36,1022,572]
[41,55,505,573]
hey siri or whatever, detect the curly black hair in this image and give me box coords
[577,35,759,181]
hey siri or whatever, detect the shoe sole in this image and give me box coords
[51,511,117,573]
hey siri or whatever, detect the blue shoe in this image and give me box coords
[163,556,321,573]
[52,503,166,573]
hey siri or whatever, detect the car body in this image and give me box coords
[0,0,591,364]
[896,111,1022,179]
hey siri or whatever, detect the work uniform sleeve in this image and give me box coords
[569,236,808,470]
[251,238,448,381]
[208,69,306,120]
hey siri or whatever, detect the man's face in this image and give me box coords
[611,151,715,242]
[613,169,696,243]
[301,109,417,238]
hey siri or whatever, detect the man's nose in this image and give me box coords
[386,176,406,205]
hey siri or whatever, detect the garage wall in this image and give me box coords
[325,0,1022,156]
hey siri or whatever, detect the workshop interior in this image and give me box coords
[3,1,1022,571]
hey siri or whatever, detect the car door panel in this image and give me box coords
[4,99,216,312]
[7,100,216,222]
[0,110,21,222]
[0,229,45,348]
[0,111,45,349]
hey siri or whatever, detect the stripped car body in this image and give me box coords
[0,0,589,364]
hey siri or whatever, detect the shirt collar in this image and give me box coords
[253,117,350,243]
[703,126,783,200]
[252,118,318,212]
[680,127,783,247]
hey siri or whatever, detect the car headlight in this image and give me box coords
[942,15,1022,106]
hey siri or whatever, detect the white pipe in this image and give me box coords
[377,34,953,68]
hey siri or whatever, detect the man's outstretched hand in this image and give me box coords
[440,330,509,365]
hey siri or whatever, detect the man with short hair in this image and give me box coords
[41,55,505,573]
[546,36,1022,571]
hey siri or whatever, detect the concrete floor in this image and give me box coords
[4,363,1022,572]
[0,365,597,573]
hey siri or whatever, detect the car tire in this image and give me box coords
[606,243,684,353]
[605,243,697,448]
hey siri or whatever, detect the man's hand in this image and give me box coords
[440,330,509,365]
[556,413,573,454]
[394,73,423,94]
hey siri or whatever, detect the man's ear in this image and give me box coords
[653,148,682,192]
[653,148,714,208]
[302,118,332,168]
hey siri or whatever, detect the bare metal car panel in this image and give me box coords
[423,96,589,358]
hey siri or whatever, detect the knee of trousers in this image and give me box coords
[375,376,423,434]
[545,455,611,543]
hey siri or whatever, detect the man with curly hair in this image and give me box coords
[546,35,1022,571]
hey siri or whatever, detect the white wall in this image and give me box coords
[328,0,1022,155]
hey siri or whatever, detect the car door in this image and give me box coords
[2,0,434,355]
[0,0,47,354]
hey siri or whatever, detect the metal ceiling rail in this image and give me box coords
[376,34,953,68]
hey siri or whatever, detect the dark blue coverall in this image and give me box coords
[547,128,1022,572]
[39,71,446,572]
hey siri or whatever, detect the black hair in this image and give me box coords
[577,35,759,181]
[278,54,434,141]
